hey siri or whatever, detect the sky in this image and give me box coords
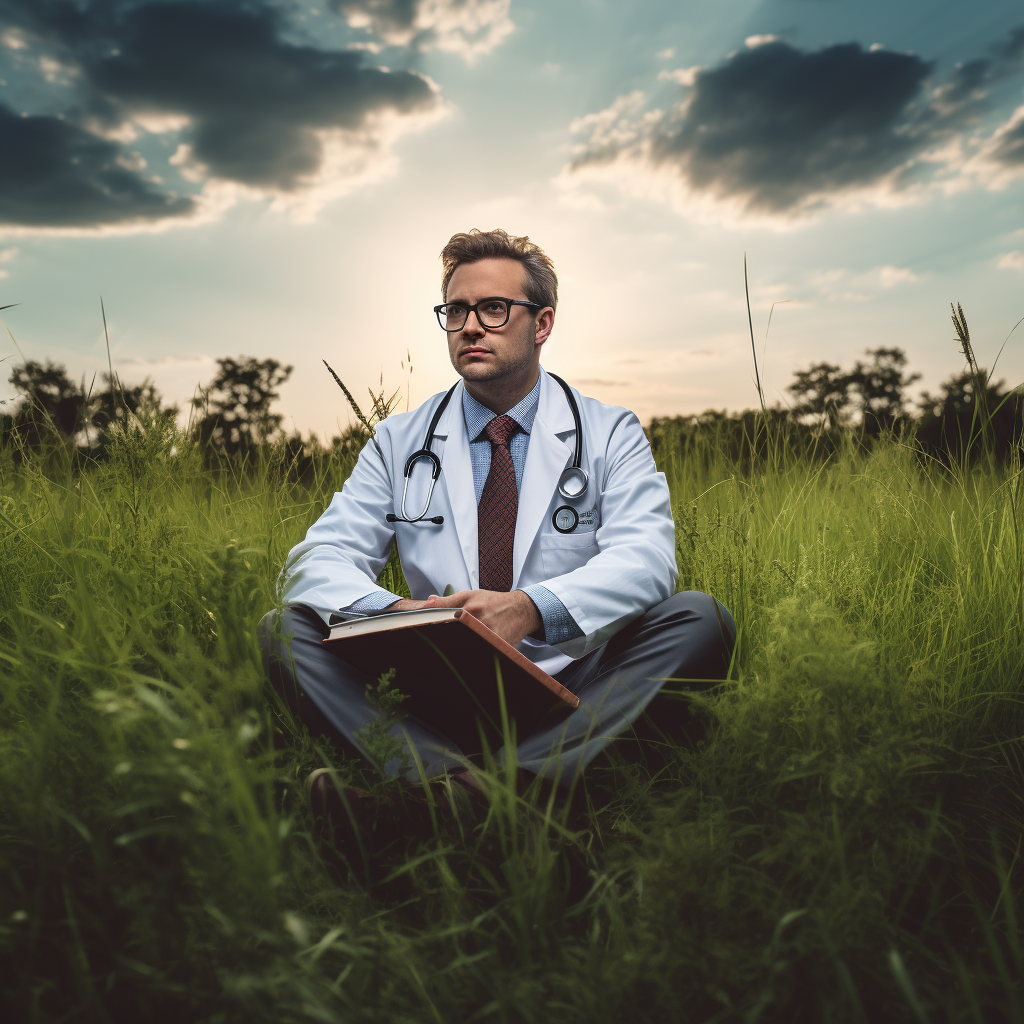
[1,0,1023,437]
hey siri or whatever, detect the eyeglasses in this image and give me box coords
[434,297,542,332]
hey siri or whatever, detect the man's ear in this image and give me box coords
[535,307,554,347]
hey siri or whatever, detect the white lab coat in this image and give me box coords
[280,367,678,677]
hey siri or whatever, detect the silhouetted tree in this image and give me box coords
[5,360,87,448]
[3,361,178,456]
[87,375,178,451]
[916,370,1024,464]
[788,362,853,430]
[849,347,921,434]
[192,357,293,456]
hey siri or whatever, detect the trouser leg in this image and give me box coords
[259,604,466,779]
[510,591,736,786]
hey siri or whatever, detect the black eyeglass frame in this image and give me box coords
[433,297,543,332]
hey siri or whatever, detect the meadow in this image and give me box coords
[1,413,1022,1023]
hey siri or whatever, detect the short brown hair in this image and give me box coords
[440,228,558,311]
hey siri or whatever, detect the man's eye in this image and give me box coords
[482,302,504,313]
[446,305,466,316]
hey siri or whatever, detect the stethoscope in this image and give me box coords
[385,373,588,533]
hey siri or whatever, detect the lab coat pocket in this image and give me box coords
[540,531,599,578]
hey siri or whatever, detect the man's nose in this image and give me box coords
[460,310,486,338]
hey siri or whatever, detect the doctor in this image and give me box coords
[261,228,735,811]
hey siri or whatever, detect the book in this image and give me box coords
[323,608,580,755]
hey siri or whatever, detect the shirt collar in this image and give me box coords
[462,374,541,442]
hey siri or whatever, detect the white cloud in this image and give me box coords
[658,66,701,87]
[656,48,675,60]
[1,29,27,51]
[338,0,514,60]
[39,56,75,84]
[997,251,1024,271]
[878,265,919,288]
[966,104,1024,188]
[745,35,778,48]
[568,91,652,152]
[802,264,920,303]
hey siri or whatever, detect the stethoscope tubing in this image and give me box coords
[388,375,587,528]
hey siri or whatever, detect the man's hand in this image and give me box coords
[392,590,542,647]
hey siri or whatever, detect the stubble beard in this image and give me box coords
[450,329,536,388]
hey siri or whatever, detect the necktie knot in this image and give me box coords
[485,414,519,448]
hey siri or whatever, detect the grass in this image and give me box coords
[1,416,1023,1023]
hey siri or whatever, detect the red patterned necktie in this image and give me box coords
[478,414,520,591]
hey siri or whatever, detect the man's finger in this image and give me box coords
[424,592,470,607]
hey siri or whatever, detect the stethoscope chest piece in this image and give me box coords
[552,505,579,533]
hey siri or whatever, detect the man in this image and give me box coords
[261,228,735,833]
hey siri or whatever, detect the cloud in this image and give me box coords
[571,41,933,215]
[0,246,17,279]
[565,29,1024,221]
[988,107,1024,167]
[0,103,196,227]
[331,0,513,57]
[0,0,443,230]
[997,251,1024,271]
[804,265,921,303]
[878,265,919,288]
[94,2,436,189]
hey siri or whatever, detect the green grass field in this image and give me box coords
[1,419,1022,1023]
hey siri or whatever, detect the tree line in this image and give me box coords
[1,355,365,468]
[649,342,1023,468]
[3,336,1022,470]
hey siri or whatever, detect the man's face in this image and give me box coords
[444,258,551,385]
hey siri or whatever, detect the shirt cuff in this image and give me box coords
[519,584,584,645]
[345,590,404,615]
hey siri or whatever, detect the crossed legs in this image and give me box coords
[259,591,736,788]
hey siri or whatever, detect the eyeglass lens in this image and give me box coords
[440,299,508,331]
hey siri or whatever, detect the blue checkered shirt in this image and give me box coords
[347,378,583,645]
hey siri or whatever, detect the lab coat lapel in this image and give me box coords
[432,382,480,587]
[513,370,575,586]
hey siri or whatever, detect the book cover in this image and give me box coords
[322,609,579,754]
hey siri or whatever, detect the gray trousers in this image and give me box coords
[259,592,736,787]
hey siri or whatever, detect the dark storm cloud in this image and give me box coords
[0,0,438,227]
[87,2,437,187]
[571,28,1024,215]
[0,103,195,227]
[652,41,932,212]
